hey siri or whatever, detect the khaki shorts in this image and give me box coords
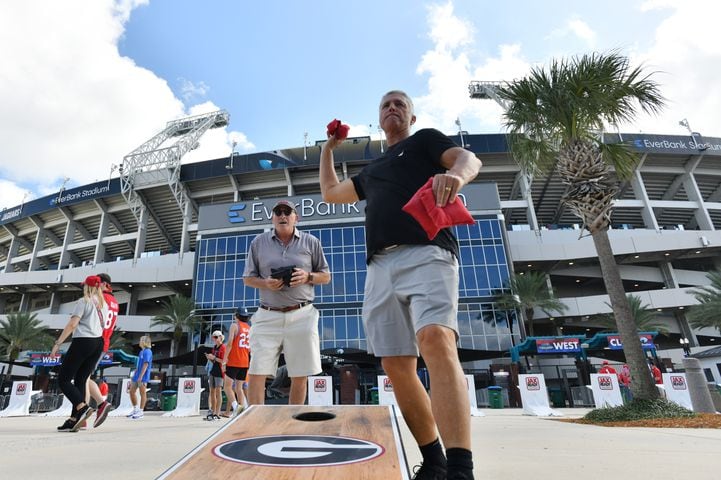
[363,245,459,357]
[248,304,321,377]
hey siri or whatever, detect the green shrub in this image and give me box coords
[583,398,695,423]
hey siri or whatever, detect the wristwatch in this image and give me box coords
[307,272,314,284]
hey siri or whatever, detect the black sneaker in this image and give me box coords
[57,418,75,432]
[93,401,111,429]
[70,405,95,432]
[411,463,447,480]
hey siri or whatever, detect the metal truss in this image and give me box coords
[120,110,230,223]
[468,80,509,110]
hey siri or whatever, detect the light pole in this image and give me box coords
[679,337,691,357]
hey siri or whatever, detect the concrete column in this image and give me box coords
[58,218,76,269]
[94,211,109,264]
[127,287,139,315]
[49,290,61,314]
[519,173,539,231]
[133,207,148,262]
[683,173,714,231]
[19,292,31,312]
[29,221,45,272]
[180,201,191,260]
[631,170,659,230]
[682,358,716,413]
[659,261,679,288]
[4,235,20,273]
[673,311,698,347]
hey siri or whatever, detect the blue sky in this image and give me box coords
[1,0,719,209]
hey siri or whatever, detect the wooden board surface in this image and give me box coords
[158,405,409,480]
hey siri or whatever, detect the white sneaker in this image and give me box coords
[126,407,139,418]
[130,410,144,419]
[231,400,239,412]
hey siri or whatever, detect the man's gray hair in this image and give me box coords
[381,90,414,113]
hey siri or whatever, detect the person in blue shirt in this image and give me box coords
[128,335,153,419]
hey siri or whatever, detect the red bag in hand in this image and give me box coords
[402,178,475,240]
[327,118,350,140]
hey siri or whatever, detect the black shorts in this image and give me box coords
[225,366,248,381]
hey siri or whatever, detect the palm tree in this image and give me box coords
[687,268,721,333]
[595,294,669,335]
[151,295,200,374]
[497,51,665,400]
[0,312,54,386]
[107,330,131,351]
[494,271,568,337]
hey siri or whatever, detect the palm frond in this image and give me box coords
[595,294,669,335]
[688,269,721,332]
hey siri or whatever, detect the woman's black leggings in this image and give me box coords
[58,337,104,410]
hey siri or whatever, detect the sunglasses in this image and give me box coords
[212,335,220,338]
[274,208,293,216]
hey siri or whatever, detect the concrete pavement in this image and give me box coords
[1,408,719,479]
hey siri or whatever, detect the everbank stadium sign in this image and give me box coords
[634,138,721,152]
[49,185,112,206]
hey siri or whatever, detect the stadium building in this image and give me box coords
[1,110,721,383]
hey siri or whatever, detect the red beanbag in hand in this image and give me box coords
[402,178,475,240]
[327,118,350,140]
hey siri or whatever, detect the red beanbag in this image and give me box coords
[402,177,475,240]
[327,118,350,140]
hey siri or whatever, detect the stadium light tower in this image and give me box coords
[455,117,469,148]
[120,110,230,224]
[304,132,309,161]
[468,81,509,110]
[226,140,237,170]
[679,118,707,151]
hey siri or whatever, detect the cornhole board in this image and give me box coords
[157,405,410,480]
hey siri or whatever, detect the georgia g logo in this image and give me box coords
[213,435,384,467]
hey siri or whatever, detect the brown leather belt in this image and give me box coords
[260,301,310,313]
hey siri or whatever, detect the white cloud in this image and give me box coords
[414,0,721,142]
[628,1,721,136]
[0,1,252,210]
[414,2,530,136]
[545,17,596,47]
[179,78,210,102]
[567,19,597,46]
[0,181,32,213]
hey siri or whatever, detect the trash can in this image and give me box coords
[548,388,565,408]
[370,387,379,405]
[487,386,503,409]
[161,390,177,411]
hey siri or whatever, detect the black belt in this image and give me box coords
[260,301,310,313]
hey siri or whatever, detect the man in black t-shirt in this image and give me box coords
[320,90,481,480]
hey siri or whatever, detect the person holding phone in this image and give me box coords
[242,200,330,405]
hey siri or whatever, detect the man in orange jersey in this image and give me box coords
[222,308,251,416]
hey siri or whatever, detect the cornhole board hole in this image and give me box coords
[157,405,410,480]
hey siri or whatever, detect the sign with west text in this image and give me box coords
[536,337,581,354]
[29,352,62,366]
